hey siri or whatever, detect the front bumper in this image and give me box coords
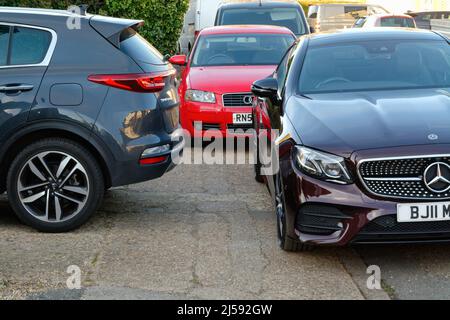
[181,101,253,138]
[282,147,450,246]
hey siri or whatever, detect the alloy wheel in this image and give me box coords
[17,151,90,223]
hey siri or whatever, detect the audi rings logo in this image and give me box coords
[423,162,450,193]
[243,95,253,105]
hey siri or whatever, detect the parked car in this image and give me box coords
[170,25,295,138]
[252,28,450,251]
[215,1,310,37]
[356,14,417,28]
[408,11,450,30]
[307,3,388,32]
[0,7,183,232]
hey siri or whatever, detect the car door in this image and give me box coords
[0,23,55,140]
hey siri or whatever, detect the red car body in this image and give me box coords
[173,25,296,138]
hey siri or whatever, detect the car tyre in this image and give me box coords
[7,138,104,232]
[275,172,313,252]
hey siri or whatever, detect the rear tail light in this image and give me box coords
[88,69,176,93]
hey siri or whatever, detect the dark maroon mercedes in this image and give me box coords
[252,28,450,251]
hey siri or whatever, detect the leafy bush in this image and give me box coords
[102,0,189,54]
[0,0,189,54]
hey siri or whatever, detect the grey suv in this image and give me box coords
[0,7,183,232]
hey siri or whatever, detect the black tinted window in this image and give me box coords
[220,8,305,35]
[10,27,51,65]
[120,28,165,65]
[380,17,415,27]
[0,25,9,66]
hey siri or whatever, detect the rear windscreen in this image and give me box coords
[380,17,415,28]
[220,8,305,35]
[119,28,166,65]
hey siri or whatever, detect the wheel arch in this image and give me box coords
[0,121,113,192]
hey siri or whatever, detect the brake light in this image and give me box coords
[88,70,175,93]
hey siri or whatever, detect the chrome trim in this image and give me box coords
[364,177,422,182]
[222,92,253,107]
[357,154,450,200]
[0,22,57,69]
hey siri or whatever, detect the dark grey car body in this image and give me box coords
[0,7,182,191]
[0,7,183,231]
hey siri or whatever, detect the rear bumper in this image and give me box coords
[110,130,184,187]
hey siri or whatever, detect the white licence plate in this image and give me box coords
[233,113,252,124]
[397,202,450,222]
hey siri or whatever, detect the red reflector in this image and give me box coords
[88,70,176,93]
[139,156,168,165]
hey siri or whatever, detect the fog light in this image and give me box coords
[141,144,170,158]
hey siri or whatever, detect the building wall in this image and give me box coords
[367,0,449,13]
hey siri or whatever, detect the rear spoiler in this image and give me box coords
[89,15,144,48]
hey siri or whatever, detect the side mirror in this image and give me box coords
[251,78,278,101]
[169,55,187,66]
[309,26,315,33]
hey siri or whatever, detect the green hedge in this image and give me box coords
[0,0,189,54]
[102,0,189,54]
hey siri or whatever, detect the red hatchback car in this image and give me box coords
[170,25,296,138]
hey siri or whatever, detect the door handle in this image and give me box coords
[0,84,34,93]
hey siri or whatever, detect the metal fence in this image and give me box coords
[431,19,450,37]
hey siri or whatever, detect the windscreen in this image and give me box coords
[220,8,305,35]
[299,40,450,94]
[191,34,295,67]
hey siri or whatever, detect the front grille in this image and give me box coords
[194,122,221,131]
[295,205,352,236]
[363,215,450,233]
[227,124,253,131]
[358,156,450,200]
[223,93,253,107]
[352,215,450,243]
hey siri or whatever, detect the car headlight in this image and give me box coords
[185,90,216,103]
[294,146,352,184]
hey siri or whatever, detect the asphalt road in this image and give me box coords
[0,148,449,300]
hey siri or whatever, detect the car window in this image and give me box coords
[0,25,9,66]
[10,26,52,65]
[120,27,165,65]
[354,18,366,28]
[275,50,290,92]
[191,34,295,67]
[344,6,367,18]
[220,8,306,35]
[299,40,450,94]
[380,17,415,28]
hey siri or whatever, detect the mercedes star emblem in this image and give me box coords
[423,162,450,193]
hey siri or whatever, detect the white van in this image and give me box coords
[179,0,197,54]
[178,0,225,54]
